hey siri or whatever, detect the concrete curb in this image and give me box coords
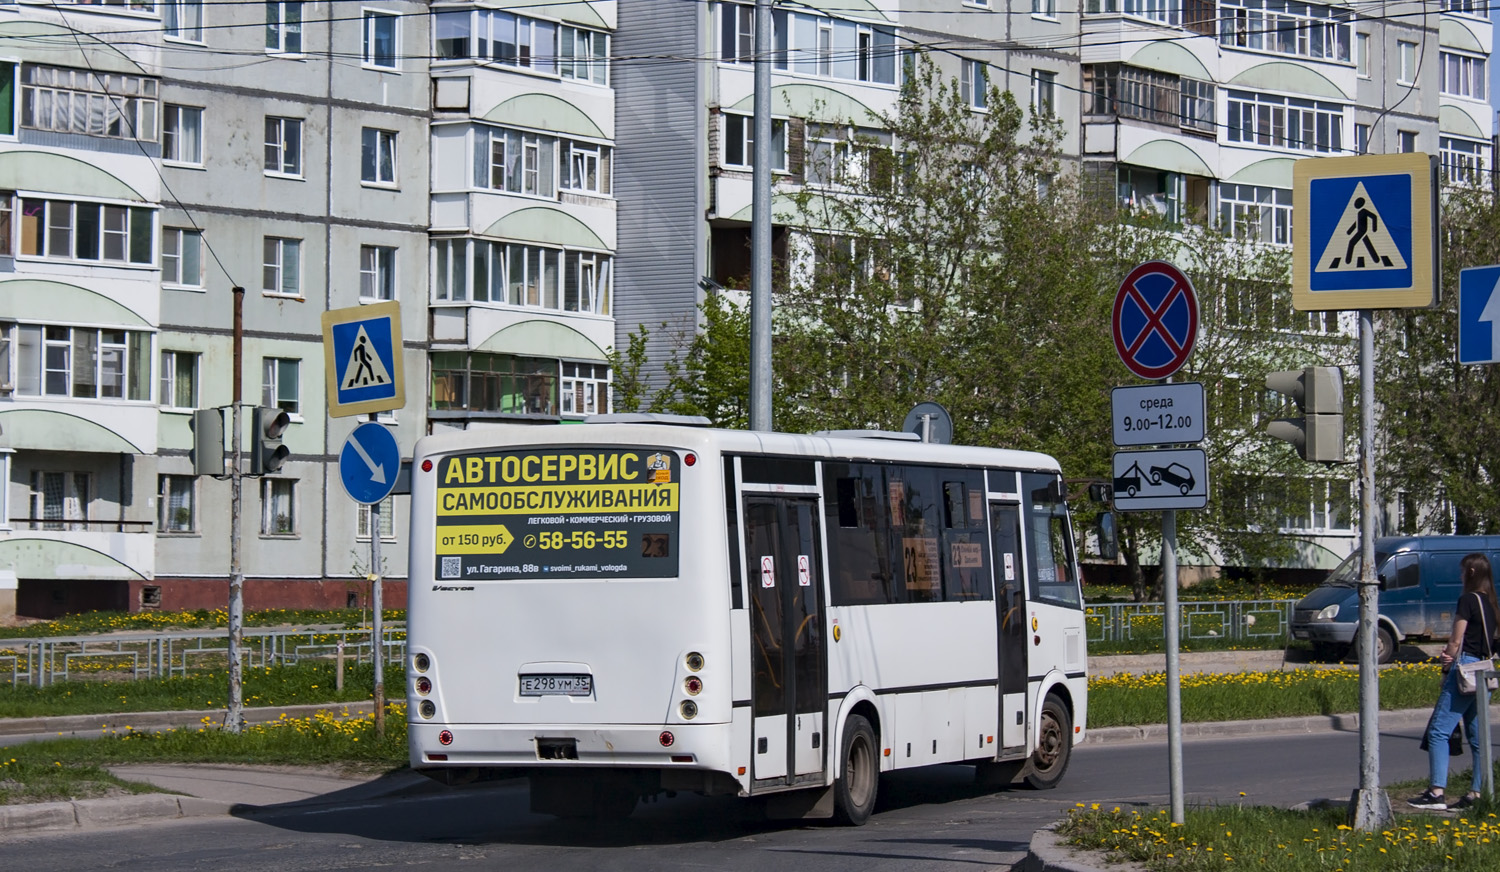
[0,701,376,741]
[1019,824,1146,872]
[1083,704,1500,745]
[0,794,234,834]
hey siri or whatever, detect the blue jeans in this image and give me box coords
[1426,653,1486,793]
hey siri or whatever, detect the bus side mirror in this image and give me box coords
[1098,512,1119,562]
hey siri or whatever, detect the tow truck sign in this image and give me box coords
[1111,448,1209,511]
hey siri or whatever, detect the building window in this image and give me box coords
[1443,0,1488,14]
[262,357,299,414]
[719,4,895,85]
[0,63,15,138]
[435,237,613,313]
[1226,90,1344,153]
[561,139,613,193]
[158,475,195,533]
[19,198,155,265]
[20,65,159,141]
[1218,0,1350,62]
[363,10,398,69]
[561,362,610,416]
[1031,70,1056,116]
[163,0,204,41]
[261,478,297,536]
[559,24,609,84]
[159,349,198,408]
[31,471,90,532]
[264,116,302,176]
[1354,123,1370,154]
[1219,183,1293,245]
[1440,51,1486,100]
[431,352,558,415]
[1398,130,1417,153]
[1355,32,1369,77]
[162,227,203,287]
[721,113,787,171]
[360,244,395,301]
[357,496,396,540]
[162,104,203,164]
[1397,40,1417,85]
[1441,136,1491,187]
[360,128,396,185]
[1179,78,1216,132]
[266,0,303,54]
[720,2,755,63]
[960,59,988,110]
[1085,0,1182,27]
[10,324,151,400]
[805,125,892,189]
[1032,0,1056,16]
[1118,166,1183,223]
[476,127,556,196]
[262,236,301,296]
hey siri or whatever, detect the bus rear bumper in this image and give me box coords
[408,722,735,774]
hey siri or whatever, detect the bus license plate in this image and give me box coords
[520,674,593,697]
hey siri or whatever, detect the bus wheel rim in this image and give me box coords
[1036,711,1062,769]
[847,737,873,806]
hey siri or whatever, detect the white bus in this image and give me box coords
[406,416,1087,824]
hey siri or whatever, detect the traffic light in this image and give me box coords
[251,406,291,475]
[1265,366,1345,463]
[191,408,225,477]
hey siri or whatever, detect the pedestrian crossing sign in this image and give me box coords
[321,301,405,418]
[1292,153,1437,311]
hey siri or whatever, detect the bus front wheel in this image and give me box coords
[833,714,879,826]
[1024,693,1073,790]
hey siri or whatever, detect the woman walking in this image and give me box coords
[1409,552,1499,810]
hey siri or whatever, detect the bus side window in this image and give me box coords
[824,462,893,606]
[942,476,991,601]
[1022,472,1081,609]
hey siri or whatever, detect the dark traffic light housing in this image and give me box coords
[191,408,225,477]
[251,406,291,475]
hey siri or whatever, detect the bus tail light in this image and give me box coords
[671,755,694,763]
[416,676,432,696]
[684,676,702,695]
[438,729,454,745]
[659,731,675,747]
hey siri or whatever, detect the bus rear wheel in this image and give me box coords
[1024,693,1072,790]
[833,714,879,826]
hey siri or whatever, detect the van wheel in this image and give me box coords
[1377,626,1397,664]
[1025,693,1073,790]
[833,714,879,826]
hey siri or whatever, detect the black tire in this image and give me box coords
[1377,626,1398,665]
[1024,693,1073,790]
[833,714,879,826]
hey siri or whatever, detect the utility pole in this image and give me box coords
[227,286,246,733]
[749,0,773,432]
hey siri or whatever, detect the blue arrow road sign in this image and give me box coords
[339,422,401,505]
[1459,265,1500,366]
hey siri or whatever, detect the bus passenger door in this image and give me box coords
[991,502,1028,751]
[745,496,827,786]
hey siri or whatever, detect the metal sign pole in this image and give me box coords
[368,415,385,740]
[1163,507,1184,824]
[1350,309,1392,828]
[1479,671,1493,799]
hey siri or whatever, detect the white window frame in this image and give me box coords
[561,139,613,194]
[1441,135,1490,187]
[362,9,399,70]
[721,112,788,171]
[13,324,151,400]
[1397,40,1417,85]
[266,0,303,55]
[162,104,203,165]
[262,236,301,297]
[1440,51,1486,100]
[1031,69,1056,116]
[162,0,204,42]
[158,474,196,534]
[162,226,204,288]
[360,244,396,301]
[31,470,90,532]
[1031,0,1055,17]
[260,477,298,537]
[18,197,157,266]
[1398,129,1417,153]
[264,116,303,177]
[262,356,300,415]
[1354,122,1370,154]
[1354,32,1369,78]
[961,59,988,110]
[159,348,199,409]
[357,496,397,541]
[361,127,397,186]
[560,361,610,416]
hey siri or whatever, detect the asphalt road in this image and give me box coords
[0,720,1454,872]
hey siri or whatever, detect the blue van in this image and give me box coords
[1290,535,1500,663]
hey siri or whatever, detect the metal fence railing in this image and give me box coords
[0,624,407,687]
[1085,600,1298,645]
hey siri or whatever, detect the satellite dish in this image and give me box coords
[902,402,952,445]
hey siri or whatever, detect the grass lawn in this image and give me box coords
[1087,663,1444,728]
[0,609,406,640]
[0,662,401,719]
[0,706,407,805]
[1058,796,1500,872]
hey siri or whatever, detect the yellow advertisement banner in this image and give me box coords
[435,524,515,555]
